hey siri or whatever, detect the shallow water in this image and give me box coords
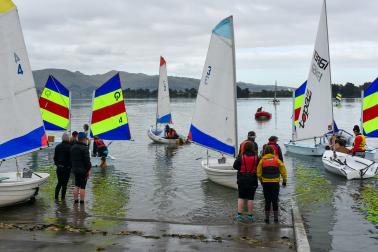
[0,98,377,251]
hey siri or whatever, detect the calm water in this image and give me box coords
[0,98,377,251]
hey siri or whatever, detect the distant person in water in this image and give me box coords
[93,136,108,169]
[53,133,71,201]
[233,141,259,221]
[262,136,284,162]
[239,131,258,156]
[71,132,92,204]
[257,145,287,224]
[349,125,366,158]
[70,131,79,145]
[257,107,263,112]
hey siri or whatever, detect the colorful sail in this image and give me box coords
[188,16,237,156]
[0,0,47,160]
[39,75,70,131]
[336,93,342,102]
[296,0,333,140]
[362,77,378,137]
[294,81,307,125]
[156,56,172,124]
[90,74,131,140]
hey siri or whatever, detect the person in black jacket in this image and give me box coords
[71,132,92,204]
[54,133,72,200]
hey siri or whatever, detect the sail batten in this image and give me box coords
[0,0,47,160]
[296,1,333,139]
[156,56,172,124]
[90,74,131,140]
[188,16,237,156]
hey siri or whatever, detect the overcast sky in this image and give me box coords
[15,0,377,87]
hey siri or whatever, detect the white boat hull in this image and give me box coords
[201,158,237,189]
[322,150,378,180]
[147,127,185,145]
[91,154,116,167]
[0,172,49,207]
[284,141,326,156]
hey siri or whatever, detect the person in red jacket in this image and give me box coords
[349,125,366,158]
[262,136,284,162]
[233,141,259,221]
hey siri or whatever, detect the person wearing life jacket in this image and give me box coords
[239,131,258,156]
[257,145,287,224]
[233,141,259,221]
[262,136,283,162]
[93,136,108,168]
[349,125,366,158]
[167,128,178,139]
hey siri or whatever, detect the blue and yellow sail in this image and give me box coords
[363,77,378,137]
[90,74,131,140]
[39,75,70,131]
[294,81,307,126]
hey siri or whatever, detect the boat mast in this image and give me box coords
[324,0,335,137]
[274,80,277,101]
[156,57,159,129]
[291,90,296,141]
[88,91,95,138]
[360,90,364,131]
[230,16,238,157]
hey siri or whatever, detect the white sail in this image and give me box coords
[188,16,237,156]
[156,56,172,124]
[296,0,333,140]
[0,0,47,160]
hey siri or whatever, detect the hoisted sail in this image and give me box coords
[39,75,71,131]
[336,93,342,102]
[296,0,333,140]
[188,16,237,156]
[0,0,47,160]
[156,56,172,124]
[362,77,378,137]
[294,81,307,126]
[90,73,131,140]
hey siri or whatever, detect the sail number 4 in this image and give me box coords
[14,53,24,75]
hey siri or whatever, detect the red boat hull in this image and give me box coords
[255,111,272,120]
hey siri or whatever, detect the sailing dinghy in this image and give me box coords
[39,75,71,146]
[322,77,378,179]
[188,16,238,189]
[0,0,49,207]
[147,56,186,144]
[89,73,131,166]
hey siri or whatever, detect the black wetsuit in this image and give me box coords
[71,142,91,189]
[54,141,72,199]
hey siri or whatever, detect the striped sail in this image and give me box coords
[336,93,342,102]
[296,0,334,140]
[188,16,237,156]
[362,77,378,137]
[0,0,47,160]
[156,56,172,124]
[294,81,307,125]
[90,74,131,140]
[39,75,71,131]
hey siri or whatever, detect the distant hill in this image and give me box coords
[32,68,291,98]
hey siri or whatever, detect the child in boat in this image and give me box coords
[167,128,179,139]
[334,138,349,154]
[93,136,108,168]
[233,141,259,221]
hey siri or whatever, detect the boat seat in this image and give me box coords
[0,177,10,182]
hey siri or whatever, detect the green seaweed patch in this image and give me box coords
[36,165,57,200]
[359,184,378,224]
[295,163,333,209]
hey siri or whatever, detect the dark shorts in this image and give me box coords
[98,148,108,161]
[74,172,87,189]
[237,173,258,200]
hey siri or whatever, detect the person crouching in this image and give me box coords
[93,136,109,169]
[233,141,259,221]
[257,145,287,223]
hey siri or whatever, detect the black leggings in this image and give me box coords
[55,166,71,199]
[262,183,280,212]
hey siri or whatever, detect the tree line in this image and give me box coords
[122,81,373,98]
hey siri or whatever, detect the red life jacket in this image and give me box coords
[261,156,280,179]
[240,154,258,174]
[168,129,177,138]
[267,142,279,155]
[94,139,106,149]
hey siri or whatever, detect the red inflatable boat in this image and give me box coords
[255,111,272,120]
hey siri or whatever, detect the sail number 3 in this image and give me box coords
[204,66,212,84]
[14,53,24,75]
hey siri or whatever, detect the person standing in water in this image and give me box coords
[71,132,92,204]
[239,131,258,155]
[53,133,71,201]
[233,141,259,221]
[257,145,287,224]
[93,135,109,169]
[262,136,284,162]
